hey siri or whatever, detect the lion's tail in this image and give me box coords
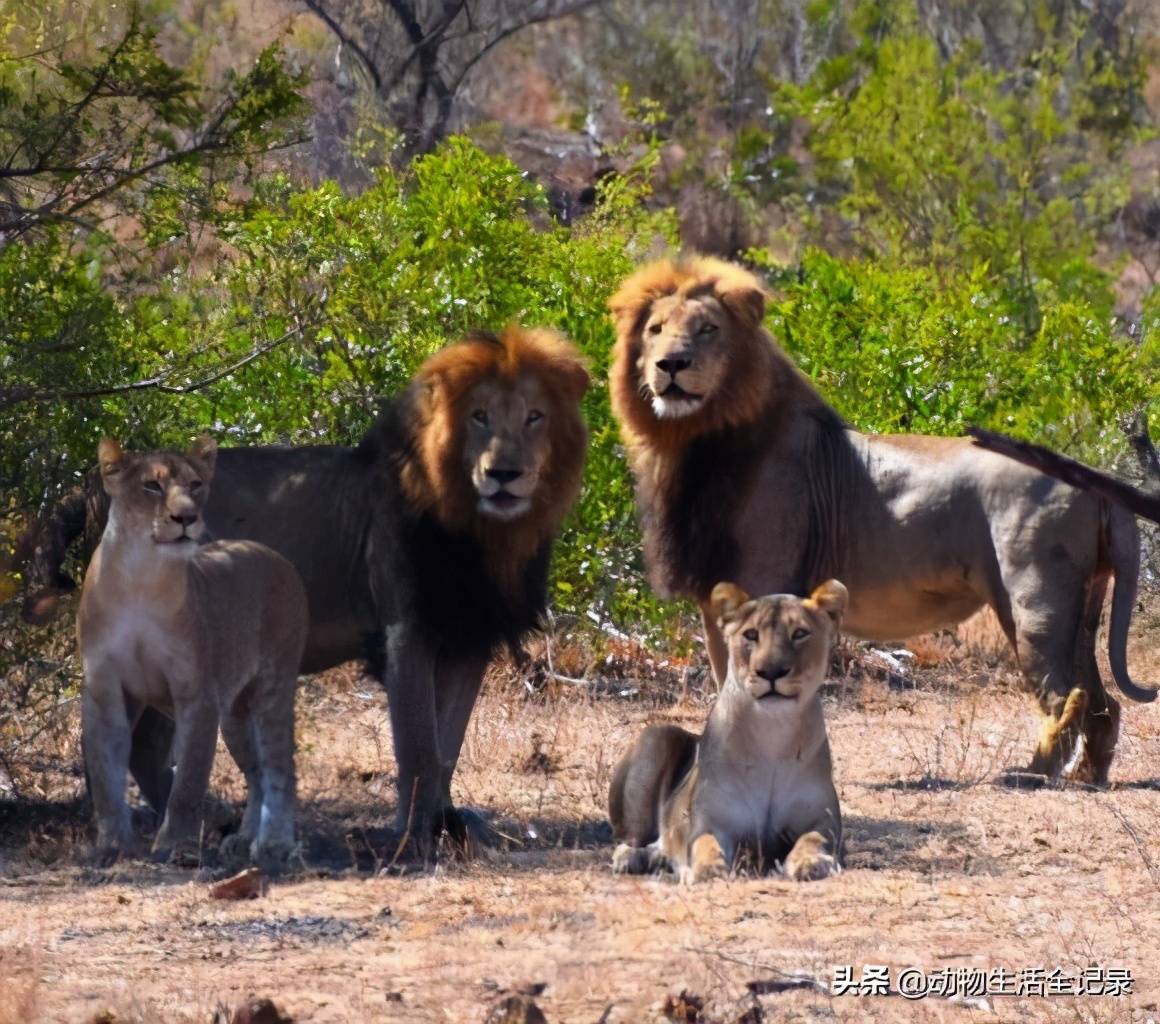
[1105,502,1157,703]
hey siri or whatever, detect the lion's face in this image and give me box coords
[712,580,848,703]
[98,437,217,551]
[462,375,553,521]
[636,292,735,420]
[609,258,773,443]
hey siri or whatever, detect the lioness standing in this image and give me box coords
[610,580,847,884]
[78,437,307,868]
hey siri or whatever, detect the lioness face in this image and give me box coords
[463,376,552,521]
[98,437,217,550]
[712,580,848,702]
[637,293,732,419]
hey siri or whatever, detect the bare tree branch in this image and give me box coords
[0,323,309,408]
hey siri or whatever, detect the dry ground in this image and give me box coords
[2,609,1160,1024]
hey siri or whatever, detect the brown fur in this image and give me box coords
[608,256,1155,785]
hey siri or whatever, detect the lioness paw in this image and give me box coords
[783,831,841,882]
[685,833,728,885]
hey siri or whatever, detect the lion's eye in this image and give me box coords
[698,322,718,335]
[526,410,544,427]
[792,628,811,643]
[743,628,759,643]
[472,410,489,427]
[648,322,662,335]
[143,480,163,495]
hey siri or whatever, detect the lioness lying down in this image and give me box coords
[78,437,307,869]
[610,580,847,883]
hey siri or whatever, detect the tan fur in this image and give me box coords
[609,581,847,883]
[78,438,307,870]
[608,256,1155,783]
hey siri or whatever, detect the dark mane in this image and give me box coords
[362,389,551,661]
[639,402,852,600]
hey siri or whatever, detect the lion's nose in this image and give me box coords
[654,359,686,378]
[487,468,523,485]
[170,513,199,527]
[756,665,791,683]
[656,357,690,377]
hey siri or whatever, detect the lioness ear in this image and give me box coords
[98,438,124,476]
[97,438,125,495]
[189,434,217,475]
[806,579,849,624]
[715,280,767,329]
[710,581,751,627]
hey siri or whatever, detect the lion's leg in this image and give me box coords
[1002,566,1086,778]
[1072,574,1121,786]
[82,677,134,863]
[434,651,490,810]
[1078,693,1121,786]
[220,707,263,843]
[1028,687,1086,778]
[128,706,175,816]
[699,601,728,690]
[152,700,218,863]
[251,677,297,869]
[382,623,442,859]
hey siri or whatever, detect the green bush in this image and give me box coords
[1,139,680,632]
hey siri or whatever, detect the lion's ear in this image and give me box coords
[189,434,218,476]
[98,438,126,495]
[559,359,590,402]
[98,438,124,476]
[716,280,767,329]
[806,579,848,624]
[607,291,649,339]
[710,581,751,627]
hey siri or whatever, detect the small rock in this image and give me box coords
[485,994,548,1024]
[230,996,293,1024]
[209,867,266,900]
[661,990,704,1023]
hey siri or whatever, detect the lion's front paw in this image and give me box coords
[219,831,254,869]
[612,842,662,875]
[683,833,727,885]
[253,839,300,877]
[783,831,841,882]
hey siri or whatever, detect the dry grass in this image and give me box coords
[1,608,1159,1022]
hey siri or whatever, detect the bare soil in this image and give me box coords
[2,610,1159,1024]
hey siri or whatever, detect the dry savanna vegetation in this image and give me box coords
[4,0,1160,1021]
[1,605,1159,1024]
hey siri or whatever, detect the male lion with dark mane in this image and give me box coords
[24,326,589,857]
[609,256,1154,786]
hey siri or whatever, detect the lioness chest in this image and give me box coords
[81,583,199,712]
[691,742,832,843]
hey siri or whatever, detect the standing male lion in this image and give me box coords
[27,326,589,857]
[608,256,1154,785]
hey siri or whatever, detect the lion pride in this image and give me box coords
[35,326,589,858]
[609,256,1154,785]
